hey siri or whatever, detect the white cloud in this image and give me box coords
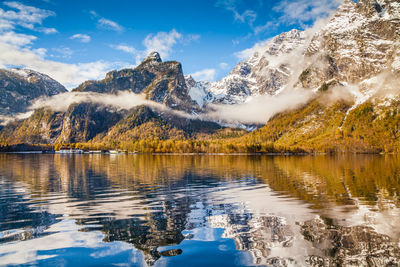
[190,68,216,81]
[0,31,36,46]
[143,29,182,59]
[273,0,342,26]
[31,91,151,112]
[90,10,124,32]
[206,91,313,124]
[0,4,131,90]
[51,47,73,58]
[112,44,136,55]
[253,21,276,35]
[38,27,57,34]
[0,1,56,31]
[70,33,91,43]
[0,42,131,89]
[29,91,193,121]
[33,47,47,56]
[234,39,269,60]
[219,62,229,70]
[233,9,257,25]
[112,29,198,64]
[216,0,257,26]
[89,10,98,17]
[183,34,200,44]
[98,18,124,32]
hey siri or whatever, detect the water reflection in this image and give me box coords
[0,154,399,266]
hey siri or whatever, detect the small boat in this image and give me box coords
[56,148,84,154]
[109,150,128,154]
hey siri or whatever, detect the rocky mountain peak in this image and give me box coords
[338,0,356,12]
[302,0,400,88]
[142,51,162,64]
[0,68,66,119]
[185,29,307,105]
[356,0,400,19]
[73,53,199,112]
[184,75,196,88]
[8,68,66,95]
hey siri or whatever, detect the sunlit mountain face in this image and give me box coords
[1,0,400,266]
[1,0,400,152]
[0,154,399,266]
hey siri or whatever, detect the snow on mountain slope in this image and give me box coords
[0,68,67,118]
[186,29,308,105]
[304,0,400,87]
[296,0,400,111]
[184,75,213,108]
[9,68,67,96]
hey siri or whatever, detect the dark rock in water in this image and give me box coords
[160,249,183,257]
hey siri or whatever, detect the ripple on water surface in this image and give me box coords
[0,154,400,266]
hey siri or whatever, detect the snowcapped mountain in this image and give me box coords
[186,0,400,112]
[184,75,213,107]
[0,68,66,118]
[242,0,400,153]
[2,0,400,152]
[302,0,400,88]
[186,29,308,105]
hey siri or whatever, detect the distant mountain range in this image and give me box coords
[0,68,66,118]
[1,0,400,153]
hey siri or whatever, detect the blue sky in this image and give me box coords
[0,0,342,89]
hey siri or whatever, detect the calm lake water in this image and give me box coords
[0,154,399,266]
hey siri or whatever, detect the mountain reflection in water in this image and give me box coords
[0,154,399,266]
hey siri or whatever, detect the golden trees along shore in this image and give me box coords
[2,95,400,154]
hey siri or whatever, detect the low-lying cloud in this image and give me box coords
[28,91,194,120]
[31,91,158,112]
[205,90,314,124]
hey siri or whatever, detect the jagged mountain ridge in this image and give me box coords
[186,29,308,105]
[0,103,223,144]
[242,0,400,152]
[300,0,400,90]
[1,0,400,152]
[0,52,226,145]
[74,52,200,113]
[0,68,67,118]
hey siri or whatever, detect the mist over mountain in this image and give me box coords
[0,68,66,123]
[1,0,400,153]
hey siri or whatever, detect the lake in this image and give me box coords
[0,154,399,266]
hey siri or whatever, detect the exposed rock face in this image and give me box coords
[302,0,400,89]
[0,68,66,117]
[186,29,308,105]
[210,29,307,103]
[0,103,122,144]
[74,52,199,112]
[244,0,400,153]
[185,75,213,107]
[2,0,400,147]
[56,103,123,143]
[185,0,400,105]
[0,103,222,144]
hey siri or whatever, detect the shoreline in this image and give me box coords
[0,151,392,156]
